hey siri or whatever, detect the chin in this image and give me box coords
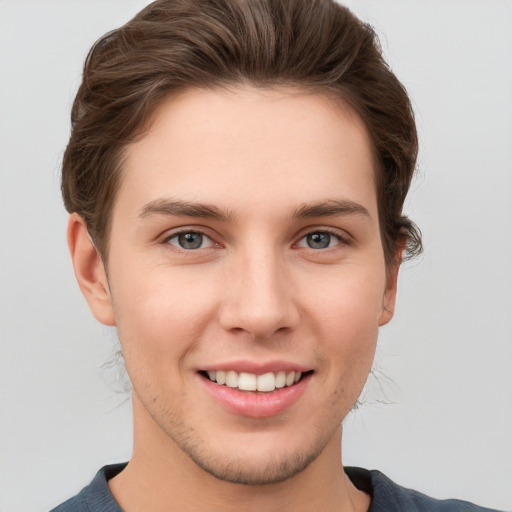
[166,422,335,486]
[185,446,320,485]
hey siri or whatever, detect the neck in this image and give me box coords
[109,398,370,512]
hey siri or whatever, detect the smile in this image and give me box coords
[204,370,304,392]
[200,368,313,417]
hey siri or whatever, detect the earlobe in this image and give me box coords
[378,283,397,326]
[67,213,116,326]
[378,250,403,327]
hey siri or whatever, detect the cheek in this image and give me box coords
[110,267,218,368]
[304,268,385,385]
[305,264,387,332]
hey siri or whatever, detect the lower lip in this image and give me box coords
[201,373,312,418]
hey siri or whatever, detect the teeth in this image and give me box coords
[275,371,286,388]
[206,370,303,392]
[238,372,257,391]
[225,370,238,388]
[257,372,275,392]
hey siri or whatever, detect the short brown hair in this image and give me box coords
[62,0,422,266]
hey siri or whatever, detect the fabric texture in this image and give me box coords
[49,463,504,512]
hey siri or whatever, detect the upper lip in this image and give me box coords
[199,360,312,374]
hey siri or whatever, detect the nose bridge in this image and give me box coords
[220,241,298,339]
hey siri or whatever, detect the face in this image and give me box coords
[80,87,398,484]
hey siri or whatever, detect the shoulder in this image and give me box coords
[345,467,506,512]
[50,491,88,512]
[49,463,127,512]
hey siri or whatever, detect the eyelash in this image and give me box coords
[164,229,215,251]
[162,227,350,252]
[295,228,348,250]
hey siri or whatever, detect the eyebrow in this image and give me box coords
[138,198,369,222]
[293,199,370,219]
[139,198,233,221]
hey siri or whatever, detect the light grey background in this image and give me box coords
[1,1,511,511]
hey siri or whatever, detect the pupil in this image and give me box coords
[307,232,330,249]
[178,232,202,249]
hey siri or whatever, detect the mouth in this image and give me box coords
[199,366,314,417]
[199,369,313,393]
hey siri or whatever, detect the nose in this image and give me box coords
[219,247,300,340]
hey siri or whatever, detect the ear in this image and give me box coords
[67,213,116,326]
[378,248,403,327]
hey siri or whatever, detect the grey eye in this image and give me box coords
[306,232,332,249]
[178,232,203,249]
[168,231,212,250]
[297,231,341,250]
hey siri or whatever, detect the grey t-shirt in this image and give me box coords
[49,463,504,511]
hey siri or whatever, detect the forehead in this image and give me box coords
[118,86,377,220]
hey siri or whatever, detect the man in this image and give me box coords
[50,1,503,510]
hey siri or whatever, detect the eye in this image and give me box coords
[166,231,213,250]
[297,231,342,250]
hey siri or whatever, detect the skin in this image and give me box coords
[68,86,400,512]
